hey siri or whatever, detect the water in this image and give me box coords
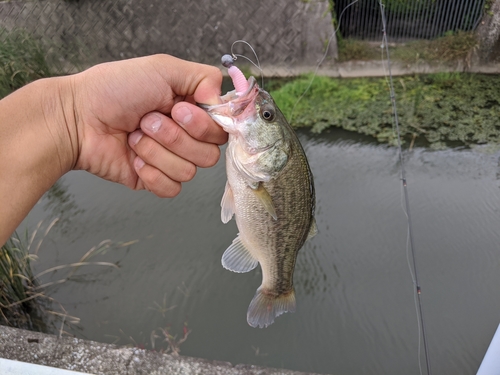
[19,129,500,374]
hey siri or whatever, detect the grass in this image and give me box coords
[1,218,122,334]
[337,39,382,62]
[0,232,44,330]
[0,28,53,98]
[392,31,478,64]
[270,73,500,149]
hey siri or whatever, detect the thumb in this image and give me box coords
[151,54,222,106]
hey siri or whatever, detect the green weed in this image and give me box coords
[271,73,500,148]
[0,28,53,98]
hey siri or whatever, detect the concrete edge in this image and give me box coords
[0,326,326,375]
[244,60,500,78]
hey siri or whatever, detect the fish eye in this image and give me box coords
[260,106,275,122]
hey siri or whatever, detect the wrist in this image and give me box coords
[37,75,80,173]
[0,75,79,245]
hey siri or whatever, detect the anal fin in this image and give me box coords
[222,235,258,273]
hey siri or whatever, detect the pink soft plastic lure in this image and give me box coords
[221,54,249,94]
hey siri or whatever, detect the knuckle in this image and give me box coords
[142,169,181,198]
[160,182,182,198]
[201,146,221,168]
[140,168,162,189]
[162,122,183,147]
[192,121,211,140]
[142,142,159,162]
[180,163,197,182]
[207,65,223,81]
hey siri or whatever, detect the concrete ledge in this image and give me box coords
[249,61,500,78]
[0,326,325,375]
[1,358,92,375]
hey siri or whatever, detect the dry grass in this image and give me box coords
[1,218,122,335]
[337,31,478,64]
[0,232,42,329]
[392,31,478,63]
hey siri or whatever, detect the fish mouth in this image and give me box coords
[218,76,258,105]
[199,76,260,133]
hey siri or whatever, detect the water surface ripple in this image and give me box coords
[20,129,500,374]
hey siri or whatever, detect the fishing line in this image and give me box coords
[377,2,432,375]
[295,1,432,372]
[227,5,432,372]
[228,1,360,115]
[230,39,264,88]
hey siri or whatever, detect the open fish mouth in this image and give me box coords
[199,76,259,134]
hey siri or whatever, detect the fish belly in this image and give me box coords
[226,145,313,328]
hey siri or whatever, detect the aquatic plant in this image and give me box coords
[154,323,191,355]
[271,73,500,149]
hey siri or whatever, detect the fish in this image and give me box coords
[202,70,317,328]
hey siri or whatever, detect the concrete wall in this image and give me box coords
[475,0,500,63]
[0,326,325,375]
[0,0,337,75]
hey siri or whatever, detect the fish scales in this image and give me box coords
[229,129,313,294]
[202,73,317,328]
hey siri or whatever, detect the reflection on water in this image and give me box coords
[19,128,500,375]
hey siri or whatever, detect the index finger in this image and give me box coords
[172,102,228,145]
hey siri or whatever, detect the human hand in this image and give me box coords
[70,54,227,197]
[0,54,227,245]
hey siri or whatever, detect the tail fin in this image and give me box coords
[247,286,296,328]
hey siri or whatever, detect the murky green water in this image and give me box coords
[19,129,500,374]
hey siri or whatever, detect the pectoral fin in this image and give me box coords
[250,183,277,220]
[222,235,259,273]
[221,181,235,224]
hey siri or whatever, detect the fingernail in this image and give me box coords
[129,130,144,146]
[135,156,145,170]
[176,106,193,126]
[142,114,162,133]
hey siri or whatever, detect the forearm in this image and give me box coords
[0,77,78,246]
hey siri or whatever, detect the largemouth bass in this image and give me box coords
[202,68,317,328]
